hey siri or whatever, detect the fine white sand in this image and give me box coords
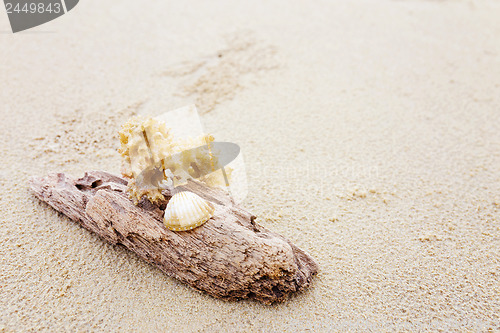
[1,0,500,331]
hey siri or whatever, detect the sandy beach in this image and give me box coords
[1,0,500,331]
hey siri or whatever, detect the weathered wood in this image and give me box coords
[29,171,318,304]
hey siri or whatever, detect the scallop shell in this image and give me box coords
[163,191,215,231]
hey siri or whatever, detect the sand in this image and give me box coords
[1,0,500,331]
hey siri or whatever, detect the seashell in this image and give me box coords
[163,191,215,231]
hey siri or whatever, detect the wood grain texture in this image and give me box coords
[29,171,318,304]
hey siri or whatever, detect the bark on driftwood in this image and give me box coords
[29,171,318,304]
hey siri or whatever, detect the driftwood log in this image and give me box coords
[29,171,318,304]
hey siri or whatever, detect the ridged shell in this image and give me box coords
[163,191,215,231]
